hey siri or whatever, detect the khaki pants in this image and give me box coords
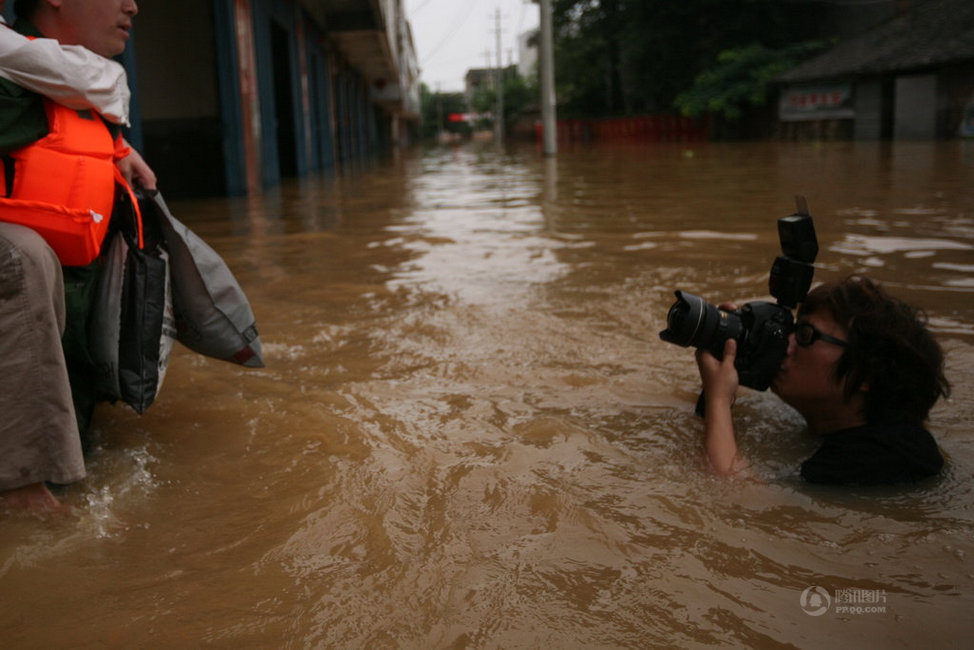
[0,222,84,491]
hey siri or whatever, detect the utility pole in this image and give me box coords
[436,82,444,141]
[494,7,504,144]
[539,0,557,156]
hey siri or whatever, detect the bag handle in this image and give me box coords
[113,164,144,250]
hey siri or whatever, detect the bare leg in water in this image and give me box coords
[1,483,65,513]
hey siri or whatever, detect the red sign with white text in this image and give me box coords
[779,85,854,121]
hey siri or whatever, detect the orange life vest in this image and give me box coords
[0,98,142,266]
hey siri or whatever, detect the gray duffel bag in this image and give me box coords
[142,190,264,369]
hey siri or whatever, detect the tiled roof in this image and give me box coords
[777,0,974,83]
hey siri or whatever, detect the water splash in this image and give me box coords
[80,444,161,539]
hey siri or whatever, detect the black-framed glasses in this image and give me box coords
[794,321,848,348]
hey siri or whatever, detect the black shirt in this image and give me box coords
[800,421,944,486]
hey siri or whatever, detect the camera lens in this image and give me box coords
[659,291,747,362]
[659,291,720,347]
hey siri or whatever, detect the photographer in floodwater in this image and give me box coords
[697,275,950,484]
[662,202,950,485]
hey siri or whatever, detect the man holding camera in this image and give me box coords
[695,275,949,485]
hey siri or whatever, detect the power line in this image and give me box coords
[410,0,437,16]
[420,0,483,64]
[516,0,527,35]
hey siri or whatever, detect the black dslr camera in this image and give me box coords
[659,197,818,392]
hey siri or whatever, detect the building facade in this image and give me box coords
[776,0,974,140]
[4,0,420,197]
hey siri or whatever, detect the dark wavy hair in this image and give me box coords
[799,275,950,425]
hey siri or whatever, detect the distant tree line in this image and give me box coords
[550,0,830,136]
[420,86,467,140]
[420,71,535,141]
[420,0,834,140]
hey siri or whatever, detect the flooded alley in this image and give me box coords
[3,141,974,647]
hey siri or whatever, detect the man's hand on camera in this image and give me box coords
[695,338,748,476]
[695,338,739,407]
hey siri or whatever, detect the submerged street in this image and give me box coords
[3,141,974,646]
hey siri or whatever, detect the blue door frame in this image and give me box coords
[251,0,306,188]
[212,0,248,196]
[305,24,335,172]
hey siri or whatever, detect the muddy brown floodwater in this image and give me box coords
[3,141,974,647]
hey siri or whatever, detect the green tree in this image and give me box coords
[419,84,470,140]
[470,72,537,133]
[675,41,828,121]
[550,0,829,121]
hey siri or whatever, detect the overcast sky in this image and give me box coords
[404,0,540,93]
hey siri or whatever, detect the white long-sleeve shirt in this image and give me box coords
[0,21,130,125]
